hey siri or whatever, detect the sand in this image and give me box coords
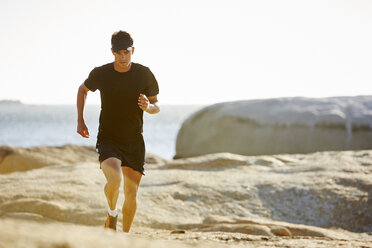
[0,145,371,247]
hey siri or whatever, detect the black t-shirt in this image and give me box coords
[84,62,159,144]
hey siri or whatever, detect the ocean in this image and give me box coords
[0,103,204,159]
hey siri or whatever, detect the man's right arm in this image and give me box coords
[76,83,90,138]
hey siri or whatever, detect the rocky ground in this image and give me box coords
[0,145,371,247]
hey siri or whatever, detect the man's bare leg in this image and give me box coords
[101,158,122,212]
[122,166,142,232]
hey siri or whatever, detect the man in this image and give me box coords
[76,30,160,232]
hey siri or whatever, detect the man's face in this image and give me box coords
[112,48,134,69]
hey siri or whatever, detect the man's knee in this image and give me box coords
[102,157,122,188]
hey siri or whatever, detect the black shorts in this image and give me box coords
[96,134,146,175]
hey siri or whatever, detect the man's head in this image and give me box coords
[111,30,133,52]
[111,30,135,70]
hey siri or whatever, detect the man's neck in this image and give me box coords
[113,61,132,72]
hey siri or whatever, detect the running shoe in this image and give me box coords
[104,214,118,231]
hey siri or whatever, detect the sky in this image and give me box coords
[0,0,371,105]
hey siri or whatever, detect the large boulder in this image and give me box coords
[175,96,372,158]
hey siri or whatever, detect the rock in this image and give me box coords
[175,96,372,158]
[160,152,253,170]
[197,223,273,236]
[269,226,292,237]
[164,150,372,233]
[0,146,371,237]
[202,215,235,224]
[2,218,370,248]
[0,145,167,174]
[0,218,207,248]
[0,145,98,174]
[145,153,168,165]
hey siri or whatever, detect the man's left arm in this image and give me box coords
[138,94,160,114]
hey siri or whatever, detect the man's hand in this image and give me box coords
[77,120,90,138]
[138,93,149,111]
[138,94,160,114]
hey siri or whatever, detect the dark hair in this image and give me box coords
[111,30,133,48]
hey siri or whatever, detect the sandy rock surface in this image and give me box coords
[1,218,372,248]
[175,96,372,158]
[0,145,371,247]
[0,145,165,174]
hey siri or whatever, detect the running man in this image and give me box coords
[76,30,160,232]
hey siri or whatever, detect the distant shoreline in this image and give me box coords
[0,100,205,108]
[0,100,23,105]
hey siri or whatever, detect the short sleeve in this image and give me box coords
[84,67,101,92]
[143,67,159,97]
